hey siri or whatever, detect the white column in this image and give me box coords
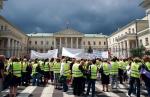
[146,8,150,28]
[71,37,73,48]
[127,40,130,57]
[53,38,56,48]
[60,37,62,48]
[7,38,10,57]
[76,37,78,48]
[65,37,67,47]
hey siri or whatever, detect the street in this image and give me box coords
[1,81,148,97]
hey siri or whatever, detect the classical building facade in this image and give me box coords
[0,16,28,58]
[27,29,108,54]
[107,16,150,58]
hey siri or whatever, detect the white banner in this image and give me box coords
[93,50,109,59]
[30,49,58,59]
[62,47,84,59]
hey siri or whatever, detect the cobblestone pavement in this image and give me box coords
[1,82,148,97]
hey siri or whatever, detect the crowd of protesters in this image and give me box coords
[0,55,150,97]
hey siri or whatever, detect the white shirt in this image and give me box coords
[60,62,65,76]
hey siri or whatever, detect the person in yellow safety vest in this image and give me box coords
[60,59,69,92]
[128,57,141,97]
[101,60,110,92]
[9,57,22,97]
[86,59,97,97]
[53,58,61,89]
[49,58,54,83]
[72,60,84,96]
[44,59,50,85]
[21,58,28,86]
[110,57,119,89]
[141,56,150,97]
[118,59,124,84]
[32,60,38,86]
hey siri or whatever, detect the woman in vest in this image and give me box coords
[100,60,110,92]
[86,59,97,97]
[9,57,22,97]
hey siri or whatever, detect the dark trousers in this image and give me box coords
[73,77,83,96]
[128,77,140,97]
[21,72,27,85]
[86,79,96,97]
[62,76,68,92]
[144,77,150,96]
[118,69,123,84]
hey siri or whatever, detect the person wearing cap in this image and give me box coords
[128,57,142,97]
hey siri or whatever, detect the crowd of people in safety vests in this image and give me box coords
[0,55,150,97]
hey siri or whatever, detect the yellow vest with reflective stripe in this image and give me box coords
[110,62,118,75]
[90,65,97,79]
[44,62,50,72]
[63,63,70,76]
[32,63,38,75]
[49,62,54,71]
[130,62,140,78]
[12,62,22,77]
[22,62,28,72]
[53,62,61,73]
[103,62,109,75]
[72,63,83,77]
[146,62,150,71]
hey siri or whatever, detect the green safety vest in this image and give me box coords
[39,61,44,71]
[44,62,50,72]
[72,63,83,78]
[22,62,27,72]
[130,62,140,78]
[103,62,109,75]
[12,62,22,77]
[53,62,61,73]
[49,62,54,71]
[90,65,97,79]
[146,62,150,71]
[110,62,119,75]
[118,61,124,70]
[32,63,38,75]
[63,63,70,76]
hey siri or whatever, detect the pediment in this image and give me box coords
[54,29,84,35]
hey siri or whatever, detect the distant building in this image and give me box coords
[27,29,108,55]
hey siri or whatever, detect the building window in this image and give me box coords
[93,41,96,45]
[29,41,32,45]
[83,41,85,45]
[88,41,90,45]
[140,39,142,46]
[35,41,37,45]
[145,38,149,46]
[132,28,135,33]
[104,42,106,45]
[125,32,127,34]
[52,41,54,45]
[46,41,49,45]
[128,28,131,34]
[99,41,101,45]
[1,26,3,30]
[41,41,43,45]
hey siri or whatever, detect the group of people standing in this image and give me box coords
[0,55,150,97]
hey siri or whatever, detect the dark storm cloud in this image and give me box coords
[1,0,145,35]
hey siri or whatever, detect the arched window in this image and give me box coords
[93,41,96,45]
[88,41,90,45]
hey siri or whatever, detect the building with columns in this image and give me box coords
[0,16,28,58]
[107,16,149,58]
[27,29,108,55]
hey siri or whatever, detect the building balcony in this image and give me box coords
[116,33,136,41]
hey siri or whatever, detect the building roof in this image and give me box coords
[84,34,108,38]
[27,33,53,37]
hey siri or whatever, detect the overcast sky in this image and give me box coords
[1,0,145,35]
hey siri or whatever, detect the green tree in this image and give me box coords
[130,45,145,57]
